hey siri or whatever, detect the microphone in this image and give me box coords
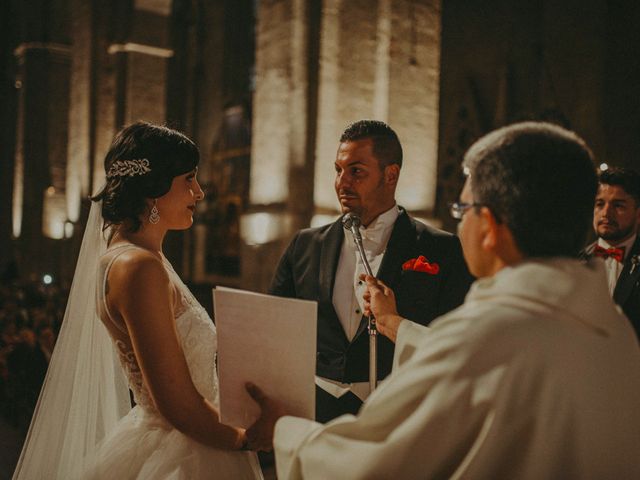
[341,213,373,277]
[341,212,378,390]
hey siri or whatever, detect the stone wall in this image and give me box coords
[436,0,640,232]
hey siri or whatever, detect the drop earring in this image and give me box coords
[149,200,160,224]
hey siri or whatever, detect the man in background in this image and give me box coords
[583,167,640,338]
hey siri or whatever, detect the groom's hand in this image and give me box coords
[245,382,286,451]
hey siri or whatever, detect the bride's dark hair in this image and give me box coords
[91,122,200,232]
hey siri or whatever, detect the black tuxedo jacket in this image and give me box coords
[583,237,640,339]
[269,208,474,383]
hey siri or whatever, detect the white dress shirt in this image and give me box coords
[315,205,399,402]
[596,234,636,295]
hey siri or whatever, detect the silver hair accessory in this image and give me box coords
[107,158,151,178]
[149,199,160,224]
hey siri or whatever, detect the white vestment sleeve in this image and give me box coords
[273,311,503,480]
[392,319,430,370]
[274,416,324,479]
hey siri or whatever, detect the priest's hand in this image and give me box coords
[361,274,403,343]
[245,382,286,451]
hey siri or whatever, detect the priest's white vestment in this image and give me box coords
[274,259,640,479]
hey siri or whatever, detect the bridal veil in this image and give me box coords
[13,200,130,479]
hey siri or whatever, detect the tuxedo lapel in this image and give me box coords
[376,209,414,289]
[353,210,415,340]
[319,219,345,306]
[580,242,596,260]
[613,236,640,306]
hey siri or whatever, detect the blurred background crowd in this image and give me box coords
[0,276,66,432]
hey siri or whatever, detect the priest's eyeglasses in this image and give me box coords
[449,202,483,220]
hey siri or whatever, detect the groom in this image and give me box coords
[269,120,473,422]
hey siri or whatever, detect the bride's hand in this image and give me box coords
[245,382,286,451]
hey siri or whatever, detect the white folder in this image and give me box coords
[214,286,317,428]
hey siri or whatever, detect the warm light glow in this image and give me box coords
[599,163,609,171]
[311,213,339,228]
[240,212,291,246]
[250,0,301,204]
[64,221,75,239]
[313,0,349,212]
[12,152,24,238]
[413,216,442,229]
[108,42,174,58]
[42,189,67,240]
[250,164,288,204]
[249,99,289,204]
[134,0,172,16]
[373,0,391,120]
[66,167,83,223]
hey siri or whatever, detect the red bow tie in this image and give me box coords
[593,245,626,262]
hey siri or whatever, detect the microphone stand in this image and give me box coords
[342,213,377,391]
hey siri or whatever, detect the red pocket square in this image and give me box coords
[402,255,440,275]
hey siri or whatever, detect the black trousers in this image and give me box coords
[315,385,363,423]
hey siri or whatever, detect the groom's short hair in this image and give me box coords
[339,120,403,169]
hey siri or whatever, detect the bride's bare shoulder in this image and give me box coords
[108,248,169,291]
[105,247,176,324]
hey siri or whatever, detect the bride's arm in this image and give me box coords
[108,250,245,450]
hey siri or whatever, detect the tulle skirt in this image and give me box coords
[80,406,263,479]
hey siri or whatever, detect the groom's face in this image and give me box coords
[334,138,396,227]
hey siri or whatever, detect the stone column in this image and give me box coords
[13,42,71,280]
[91,0,128,194]
[120,2,173,122]
[66,0,93,223]
[242,0,320,292]
[88,0,173,194]
[0,0,18,276]
[110,44,172,124]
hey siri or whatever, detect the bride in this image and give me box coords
[13,122,263,479]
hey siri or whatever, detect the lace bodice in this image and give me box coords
[97,244,218,414]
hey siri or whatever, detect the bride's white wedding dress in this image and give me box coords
[83,243,263,479]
